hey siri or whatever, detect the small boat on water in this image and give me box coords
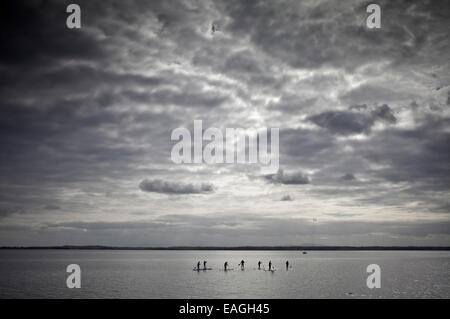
[302,251,307,254]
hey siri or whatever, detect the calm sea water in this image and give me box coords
[0,250,448,298]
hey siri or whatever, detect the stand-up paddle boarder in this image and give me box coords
[224,261,228,271]
[268,260,272,271]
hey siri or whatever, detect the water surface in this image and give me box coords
[0,250,448,298]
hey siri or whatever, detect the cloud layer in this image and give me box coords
[139,179,214,194]
[0,0,449,246]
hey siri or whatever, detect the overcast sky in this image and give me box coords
[0,0,449,246]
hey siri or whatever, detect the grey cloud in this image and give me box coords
[223,50,262,74]
[325,213,359,218]
[0,65,164,104]
[40,215,450,246]
[316,115,449,207]
[268,95,318,113]
[371,104,397,124]
[0,224,34,232]
[223,0,450,71]
[253,218,450,239]
[308,105,397,135]
[348,104,368,111]
[263,169,310,185]
[280,195,293,201]
[341,173,356,181]
[360,117,450,188]
[308,111,375,135]
[280,128,335,161]
[0,206,25,217]
[46,220,166,231]
[139,179,214,194]
[123,88,229,108]
[340,83,412,105]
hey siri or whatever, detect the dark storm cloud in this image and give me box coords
[302,114,450,212]
[0,65,165,105]
[308,111,375,135]
[139,179,214,194]
[0,206,25,217]
[263,169,310,185]
[0,97,172,179]
[308,104,397,135]
[0,1,106,66]
[0,0,216,233]
[278,105,448,212]
[222,0,450,70]
[360,117,450,188]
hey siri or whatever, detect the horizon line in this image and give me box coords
[1,245,449,251]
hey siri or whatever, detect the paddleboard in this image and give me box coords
[193,268,212,271]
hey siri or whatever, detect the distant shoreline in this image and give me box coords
[1,246,449,251]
